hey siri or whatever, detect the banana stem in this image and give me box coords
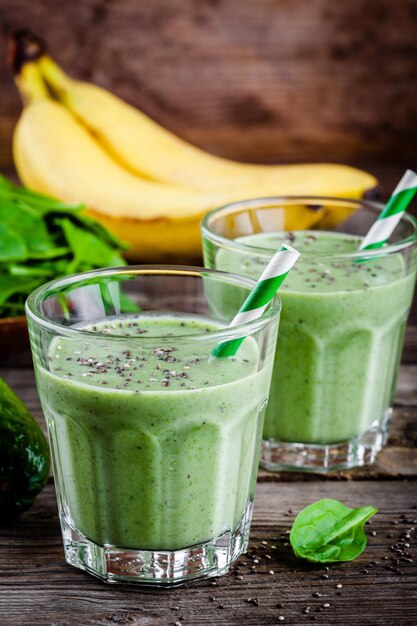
[8,29,51,105]
[39,56,73,101]
[15,62,49,105]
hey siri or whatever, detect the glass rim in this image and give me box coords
[201,195,417,260]
[25,265,281,341]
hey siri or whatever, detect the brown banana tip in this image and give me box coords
[363,184,383,201]
[7,28,47,75]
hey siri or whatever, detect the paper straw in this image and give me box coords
[212,244,300,358]
[360,169,417,251]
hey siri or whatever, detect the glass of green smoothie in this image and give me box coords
[201,197,417,472]
[26,266,279,585]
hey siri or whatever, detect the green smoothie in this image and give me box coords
[37,314,273,551]
[215,231,416,444]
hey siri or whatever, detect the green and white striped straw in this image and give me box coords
[360,169,417,251]
[212,244,300,358]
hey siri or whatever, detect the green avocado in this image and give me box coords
[0,377,50,518]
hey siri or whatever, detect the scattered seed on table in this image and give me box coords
[303,607,311,614]
[323,603,330,608]
[321,574,329,579]
[336,584,342,589]
[278,617,285,622]
[269,570,274,575]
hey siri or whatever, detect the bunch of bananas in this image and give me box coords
[11,31,378,261]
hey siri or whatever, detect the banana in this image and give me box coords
[13,64,324,261]
[39,55,378,197]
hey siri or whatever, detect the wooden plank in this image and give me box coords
[0,481,416,625]
[0,0,417,168]
[403,326,417,359]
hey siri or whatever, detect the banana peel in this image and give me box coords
[38,54,378,198]
[91,204,325,262]
[9,30,380,262]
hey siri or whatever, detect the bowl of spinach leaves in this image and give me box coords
[0,175,127,352]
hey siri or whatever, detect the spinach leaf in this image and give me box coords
[0,223,28,262]
[71,212,128,250]
[0,197,54,255]
[0,174,127,317]
[290,498,377,563]
[57,218,125,272]
[0,273,42,307]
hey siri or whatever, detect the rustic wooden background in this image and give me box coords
[0,0,416,170]
[1,5,417,622]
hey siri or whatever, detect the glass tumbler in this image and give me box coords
[201,197,417,472]
[26,266,279,585]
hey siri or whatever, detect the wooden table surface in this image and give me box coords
[1,328,416,626]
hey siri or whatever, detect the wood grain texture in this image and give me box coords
[0,482,416,626]
[0,0,416,169]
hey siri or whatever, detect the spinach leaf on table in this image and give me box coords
[290,498,377,563]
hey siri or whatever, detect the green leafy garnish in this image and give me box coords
[0,175,128,317]
[290,498,377,563]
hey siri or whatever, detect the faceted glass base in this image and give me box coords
[261,411,391,472]
[60,503,252,586]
